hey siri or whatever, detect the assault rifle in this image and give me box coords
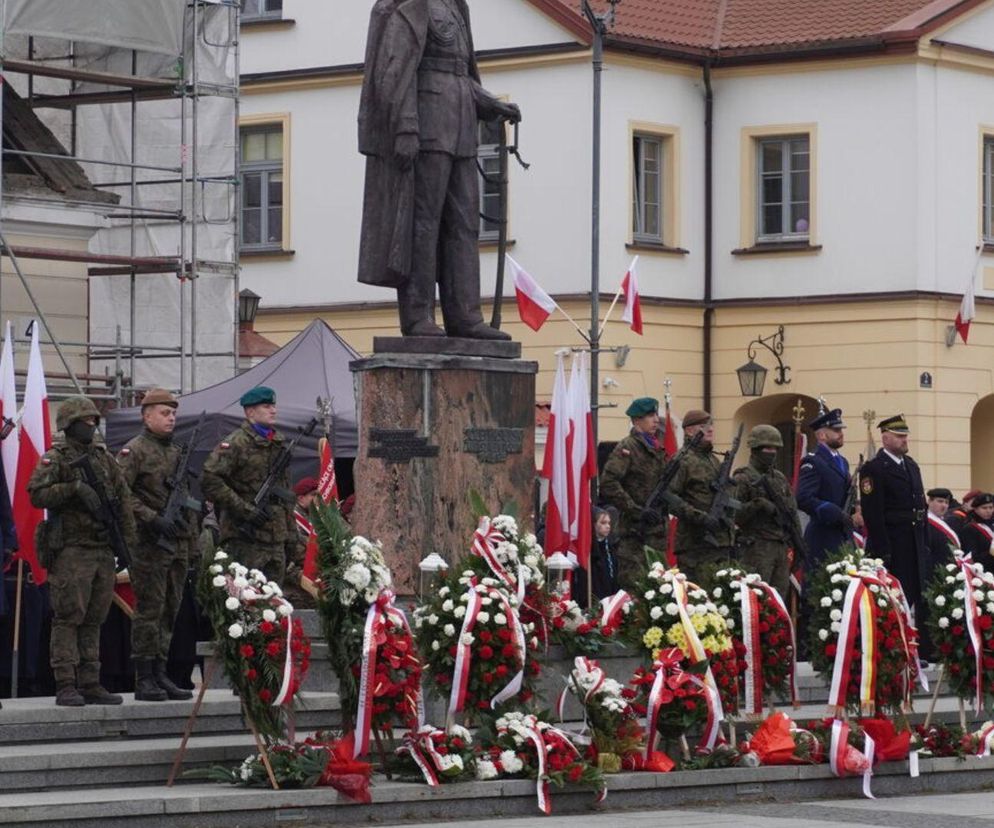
[240,417,320,536]
[156,410,206,553]
[703,422,745,547]
[757,473,808,560]
[642,430,705,524]
[841,453,864,535]
[71,454,132,567]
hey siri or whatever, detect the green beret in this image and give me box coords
[240,386,276,407]
[625,397,659,418]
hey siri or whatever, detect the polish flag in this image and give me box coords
[0,321,19,506]
[541,353,570,557]
[566,351,596,569]
[509,255,556,331]
[662,405,679,460]
[12,322,51,585]
[620,256,643,335]
[955,273,976,344]
[316,437,338,504]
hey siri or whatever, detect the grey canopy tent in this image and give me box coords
[105,319,359,484]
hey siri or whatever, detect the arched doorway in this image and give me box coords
[733,394,822,478]
[971,395,994,492]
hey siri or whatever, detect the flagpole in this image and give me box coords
[596,287,624,339]
[10,558,23,698]
[554,304,592,344]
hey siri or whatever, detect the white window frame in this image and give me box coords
[241,0,282,22]
[632,133,664,244]
[240,125,284,251]
[984,136,994,244]
[756,135,810,242]
[478,120,503,242]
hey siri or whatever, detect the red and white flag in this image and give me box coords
[566,351,596,569]
[12,322,51,585]
[0,321,19,505]
[955,273,976,344]
[508,255,556,332]
[303,436,339,581]
[620,256,643,335]
[541,353,570,557]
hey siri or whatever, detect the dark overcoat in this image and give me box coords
[796,443,850,567]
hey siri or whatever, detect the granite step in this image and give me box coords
[0,690,341,746]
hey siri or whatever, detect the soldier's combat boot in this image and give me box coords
[80,684,124,705]
[153,659,193,700]
[55,683,85,707]
[134,659,167,702]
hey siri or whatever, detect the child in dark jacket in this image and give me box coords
[575,506,620,608]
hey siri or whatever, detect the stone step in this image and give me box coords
[2,755,994,827]
[0,690,341,746]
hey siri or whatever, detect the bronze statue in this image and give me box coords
[357,0,521,340]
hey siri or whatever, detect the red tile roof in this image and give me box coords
[530,0,983,58]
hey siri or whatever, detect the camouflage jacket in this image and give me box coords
[201,421,297,549]
[599,429,668,536]
[733,457,803,543]
[27,437,138,550]
[117,428,199,547]
[665,444,735,549]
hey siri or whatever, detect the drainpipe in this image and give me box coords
[703,61,714,411]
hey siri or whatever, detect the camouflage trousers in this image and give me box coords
[675,546,734,588]
[220,539,286,587]
[737,538,790,600]
[616,528,668,592]
[131,548,189,660]
[48,545,116,687]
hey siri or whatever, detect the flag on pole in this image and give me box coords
[12,322,51,585]
[620,256,643,335]
[791,430,807,492]
[566,351,596,569]
[0,321,19,506]
[303,436,339,581]
[541,353,570,556]
[508,255,556,331]
[662,400,679,459]
[955,273,976,343]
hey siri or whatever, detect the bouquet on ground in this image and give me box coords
[476,711,606,814]
[807,547,921,716]
[312,503,422,754]
[630,647,713,754]
[198,549,309,742]
[393,724,475,784]
[414,566,541,719]
[561,656,643,768]
[710,568,797,713]
[925,553,994,711]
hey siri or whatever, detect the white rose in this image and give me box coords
[954,590,965,600]
[946,576,956,584]
[829,609,842,622]
[659,583,673,595]
[477,612,490,624]
[432,640,440,651]
[946,563,958,572]
[987,603,994,615]
[712,587,723,599]
[719,605,730,617]
[934,596,947,607]
[877,599,888,608]
[209,564,223,574]
[818,629,829,641]
[214,551,228,561]
[952,608,964,620]
[443,624,456,637]
[725,618,736,630]
[233,576,248,590]
[438,586,450,598]
[228,623,244,639]
[460,633,475,646]
[481,597,493,606]
[494,612,507,625]
[831,589,843,602]
[212,575,226,587]
[650,606,663,620]
[224,596,240,611]
[830,621,841,633]
[277,603,292,616]
[442,600,454,612]
[973,578,983,588]
[938,617,950,629]
[427,614,439,626]
[976,591,986,602]
[262,608,277,623]
[868,584,880,593]
[475,759,498,781]
[644,590,656,601]
[499,750,524,774]
[665,603,679,616]
[820,597,833,608]
[454,605,466,618]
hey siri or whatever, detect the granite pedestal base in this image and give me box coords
[350,340,538,594]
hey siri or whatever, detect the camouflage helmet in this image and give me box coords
[747,424,783,449]
[56,395,101,432]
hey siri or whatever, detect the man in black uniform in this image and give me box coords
[925,487,959,571]
[859,414,928,616]
[960,492,994,572]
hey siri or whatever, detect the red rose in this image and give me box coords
[482,672,495,684]
[683,700,697,710]
[502,644,517,658]
[952,625,965,637]
[258,688,272,702]
[567,764,584,783]
[981,615,993,631]
[479,631,493,643]
[239,644,255,658]
[266,641,282,657]
[245,668,258,680]
[497,629,513,642]
[825,644,837,657]
[449,645,458,658]
[259,621,275,635]
[479,645,495,660]
[495,664,508,677]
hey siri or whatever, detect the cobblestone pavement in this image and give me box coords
[389,792,994,828]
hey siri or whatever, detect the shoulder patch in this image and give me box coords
[119,448,130,456]
[220,442,230,450]
[41,457,52,466]
[621,448,630,456]
[800,463,814,470]
[860,477,874,495]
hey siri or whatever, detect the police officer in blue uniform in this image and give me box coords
[796,408,857,569]
[859,414,929,611]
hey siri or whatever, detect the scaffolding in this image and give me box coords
[0,0,240,404]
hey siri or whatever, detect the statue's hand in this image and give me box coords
[495,101,521,124]
[393,134,419,170]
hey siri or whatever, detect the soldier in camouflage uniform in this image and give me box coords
[733,425,801,598]
[27,396,137,707]
[201,386,299,585]
[665,410,735,584]
[599,397,669,590]
[117,388,197,701]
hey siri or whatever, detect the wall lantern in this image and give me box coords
[238,288,261,326]
[736,325,791,397]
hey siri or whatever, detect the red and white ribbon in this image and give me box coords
[828,718,874,797]
[354,589,420,758]
[645,648,685,760]
[975,722,994,757]
[739,583,763,715]
[672,575,724,746]
[870,568,926,697]
[523,720,552,814]
[852,531,866,549]
[448,584,483,717]
[489,590,527,710]
[472,517,526,604]
[397,732,441,787]
[599,589,632,629]
[557,656,606,723]
[272,599,296,706]
[828,576,872,714]
[928,513,960,549]
[972,522,994,553]
[955,554,985,712]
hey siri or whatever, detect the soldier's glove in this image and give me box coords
[702,515,722,534]
[151,515,179,540]
[247,508,269,529]
[754,498,778,517]
[639,507,663,526]
[75,481,102,516]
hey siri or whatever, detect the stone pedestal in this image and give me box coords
[350,338,538,594]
